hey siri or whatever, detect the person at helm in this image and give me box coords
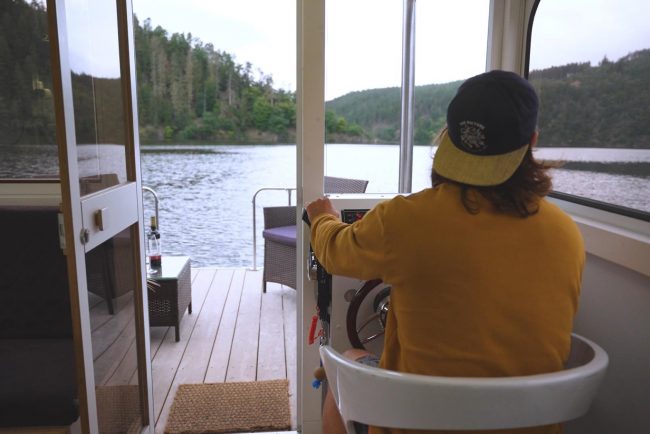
[306,70,584,434]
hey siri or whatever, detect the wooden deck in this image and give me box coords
[90,267,297,433]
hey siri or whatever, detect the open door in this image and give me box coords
[48,0,154,432]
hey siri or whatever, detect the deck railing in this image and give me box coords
[142,186,160,229]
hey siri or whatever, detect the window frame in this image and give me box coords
[525,0,650,222]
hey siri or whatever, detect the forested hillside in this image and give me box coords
[1,0,364,144]
[529,51,650,148]
[2,0,648,148]
[133,17,299,143]
[328,50,650,148]
[0,0,53,145]
[133,16,366,143]
[326,82,461,144]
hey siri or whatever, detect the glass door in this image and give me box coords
[48,0,153,432]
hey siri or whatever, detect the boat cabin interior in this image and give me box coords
[0,0,648,433]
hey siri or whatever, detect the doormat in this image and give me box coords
[95,385,142,434]
[165,379,291,434]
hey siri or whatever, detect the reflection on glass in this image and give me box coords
[86,229,142,433]
[0,0,58,178]
[530,0,650,213]
[63,0,142,431]
[65,0,128,192]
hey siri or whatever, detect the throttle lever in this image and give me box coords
[302,208,311,226]
[302,208,318,280]
[303,207,331,334]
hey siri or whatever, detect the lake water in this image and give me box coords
[2,143,649,267]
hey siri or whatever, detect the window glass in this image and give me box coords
[325,0,402,192]
[65,0,128,197]
[324,0,489,193]
[132,0,296,268]
[412,0,489,191]
[0,0,58,179]
[530,0,650,213]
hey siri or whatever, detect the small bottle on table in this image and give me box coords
[147,215,162,272]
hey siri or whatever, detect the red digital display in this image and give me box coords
[341,209,369,224]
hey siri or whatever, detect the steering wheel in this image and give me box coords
[346,279,391,350]
[302,209,392,350]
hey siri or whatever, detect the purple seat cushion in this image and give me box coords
[263,225,297,247]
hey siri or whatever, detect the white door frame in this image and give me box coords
[296,0,326,432]
[48,0,153,432]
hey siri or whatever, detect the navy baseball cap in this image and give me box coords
[433,70,539,186]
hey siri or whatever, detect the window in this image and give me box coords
[325,0,403,192]
[132,0,296,267]
[0,0,58,179]
[412,0,488,191]
[529,0,650,215]
[324,0,489,193]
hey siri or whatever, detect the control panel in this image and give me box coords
[341,209,369,224]
[309,195,396,354]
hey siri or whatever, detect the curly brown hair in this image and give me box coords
[431,147,555,217]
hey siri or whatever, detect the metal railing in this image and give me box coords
[251,187,296,270]
[142,186,159,228]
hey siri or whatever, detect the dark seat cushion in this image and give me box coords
[0,206,78,427]
[0,339,78,426]
[262,225,296,247]
[0,206,72,339]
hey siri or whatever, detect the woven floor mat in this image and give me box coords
[165,379,291,434]
[95,385,142,434]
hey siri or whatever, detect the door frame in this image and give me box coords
[296,0,326,432]
[47,0,154,432]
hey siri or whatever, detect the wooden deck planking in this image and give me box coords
[173,268,234,383]
[90,293,134,358]
[88,266,297,433]
[88,293,114,330]
[147,268,215,427]
[125,268,203,387]
[154,268,235,433]
[257,282,288,381]
[226,269,264,382]
[147,267,204,365]
[103,336,138,386]
[92,298,137,386]
[204,268,247,383]
[282,284,298,429]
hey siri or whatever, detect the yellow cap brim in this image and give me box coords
[433,130,528,186]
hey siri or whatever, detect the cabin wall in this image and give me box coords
[0,182,61,206]
[566,253,650,434]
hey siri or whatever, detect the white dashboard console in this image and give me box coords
[311,194,398,354]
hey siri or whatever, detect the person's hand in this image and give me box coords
[305,196,339,222]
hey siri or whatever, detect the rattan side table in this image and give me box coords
[147,256,192,341]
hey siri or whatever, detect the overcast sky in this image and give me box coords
[131,0,650,101]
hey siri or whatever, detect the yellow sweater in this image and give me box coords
[310,184,585,434]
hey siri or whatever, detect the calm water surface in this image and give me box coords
[2,143,649,267]
[140,144,650,267]
[140,144,297,268]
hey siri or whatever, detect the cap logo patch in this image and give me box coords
[459,121,487,153]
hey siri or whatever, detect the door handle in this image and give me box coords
[94,207,108,231]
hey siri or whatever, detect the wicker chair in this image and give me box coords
[262,176,369,291]
[323,175,369,195]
